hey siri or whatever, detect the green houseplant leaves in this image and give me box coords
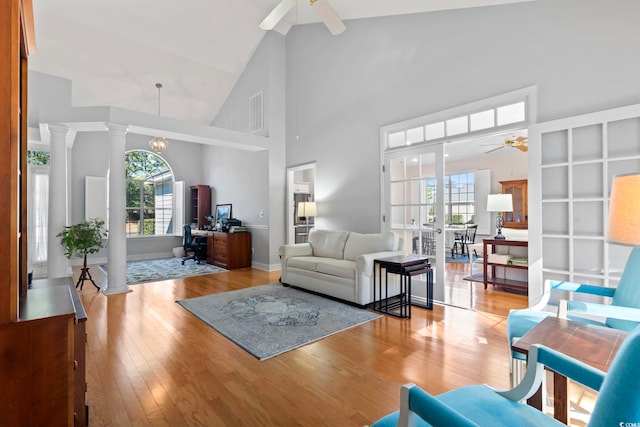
[57,218,108,259]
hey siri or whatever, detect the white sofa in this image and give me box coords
[279,229,405,306]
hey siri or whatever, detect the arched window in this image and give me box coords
[125,150,175,236]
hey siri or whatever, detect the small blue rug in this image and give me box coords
[177,284,381,360]
[99,258,227,285]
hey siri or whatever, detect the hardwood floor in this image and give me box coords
[76,262,528,426]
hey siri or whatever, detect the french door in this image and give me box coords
[384,143,447,305]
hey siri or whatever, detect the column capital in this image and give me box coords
[106,122,129,133]
[47,123,69,135]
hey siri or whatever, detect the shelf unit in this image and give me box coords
[537,106,640,289]
[190,185,211,229]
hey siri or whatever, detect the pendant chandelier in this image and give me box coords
[149,83,169,153]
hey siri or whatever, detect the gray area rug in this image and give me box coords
[99,258,227,285]
[177,284,381,360]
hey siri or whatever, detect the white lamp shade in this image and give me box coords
[487,194,513,212]
[297,201,317,217]
[607,173,640,246]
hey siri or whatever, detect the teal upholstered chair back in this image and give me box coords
[589,325,640,425]
[608,247,640,331]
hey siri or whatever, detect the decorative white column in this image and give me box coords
[47,124,70,278]
[103,123,131,294]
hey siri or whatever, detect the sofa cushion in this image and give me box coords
[287,256,318,271]
[343,231,395,261]
[316,259,356,279]
[308,229,350,259]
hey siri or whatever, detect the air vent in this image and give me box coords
[249,91,264,134]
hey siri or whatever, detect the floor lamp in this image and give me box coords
[608,173,640,276]
[487,194,513,239]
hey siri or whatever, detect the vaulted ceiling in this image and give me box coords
[29,0,534,125]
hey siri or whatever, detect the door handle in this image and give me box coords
[436,228,442,234]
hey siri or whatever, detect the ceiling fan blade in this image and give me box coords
[259,0,295,31]
[312,0,346,35]
[485,146,505,154]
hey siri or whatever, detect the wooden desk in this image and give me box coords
[512,316,628,423]
[190,230,252,269]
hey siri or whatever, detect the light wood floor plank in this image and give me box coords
[77,263,527,426]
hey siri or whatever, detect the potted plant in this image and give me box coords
[57,218,107,290]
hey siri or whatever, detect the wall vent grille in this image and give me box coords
[249,91,264,134]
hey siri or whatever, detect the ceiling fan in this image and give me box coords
[484,136,528,153]
[260,0,346,35]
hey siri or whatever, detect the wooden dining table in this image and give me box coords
[511,316,628,423]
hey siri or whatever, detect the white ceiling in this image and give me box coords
[29,0,534,125]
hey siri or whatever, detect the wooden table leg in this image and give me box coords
[527,386,543,411]
[553,371,568,423]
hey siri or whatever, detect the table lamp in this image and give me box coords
[607,173,640,246]
[297,201,317,230]
[487,194,513,239]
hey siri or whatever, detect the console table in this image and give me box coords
[482,239,528,291]
[373,255,431,318]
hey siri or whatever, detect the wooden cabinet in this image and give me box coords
[190,185,211,228]
[500,179,528,229]
[0,5,88,426]
[207,231,252,269]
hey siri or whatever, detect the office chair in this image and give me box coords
[372,324,640,427]
[182,224,207,265]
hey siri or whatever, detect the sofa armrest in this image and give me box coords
[558,299,640,323]
[356,250,405,277]
[279,243,313,258]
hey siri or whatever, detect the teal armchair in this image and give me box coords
[507,247,640,383]
[372,325,640,427]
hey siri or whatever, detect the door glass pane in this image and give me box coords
[390,182,404,204]
[389,157,405,181]
[406,157,420,179]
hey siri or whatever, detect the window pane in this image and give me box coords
[388,131,406,148]
[470,109,495,131]
[497,102,526,125]
[125,151,174,237]
[406,127,424,145]
[446,116,468,136]
[424,122,445,141]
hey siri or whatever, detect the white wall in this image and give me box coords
[211,32,287,268]
[218,0,640,236]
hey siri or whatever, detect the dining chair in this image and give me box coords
[422,224,436,256]
[451,227,467,258]
[451,224,478,258]
[372,324,640,427]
